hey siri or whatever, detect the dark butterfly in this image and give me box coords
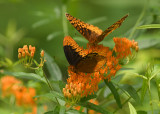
[66,13,128,44]
[63,36,106,73]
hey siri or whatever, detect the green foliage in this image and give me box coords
[128,102,137,114]
[104,79,122,108]
[0,0,160,113]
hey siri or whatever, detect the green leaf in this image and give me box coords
[45,52,62,80]
[137,24,160,29]
[58,80,66,92]
[141,80,148,102]
[44,111,54,114]
[137,111,147,114]
[80,94,97,102]
[35,91,65,102]
[128,102,137,114]
[120,84,141,105]
[104,79,122,108]
[59,106,66,114]
[2,70,46,84]
[35,67,43,77]
[66,109,86,114]
[50,90,65,101]
[78,102,112,114]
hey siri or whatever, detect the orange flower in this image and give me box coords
[14,87,36,106]
[113,37,139,59]
[0,76,37,114]
[0,76,22,97]
[18,45,36,59]
[40,50,44,57]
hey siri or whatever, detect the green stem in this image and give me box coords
[148,88,154,114]
[62,4,68,36]
[43,71,60,105]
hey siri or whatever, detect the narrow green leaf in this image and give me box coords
[104,79,122,108]
[141,80,148,102]
[3,70,46,84]
[58,80,66,92]
[78,102,112,114]
[45,52,62,80]
[35,91,65,101]
[137,111,147,114]
[44,111,53,114]
[45,105,61,114]
[128,102,137,114]
[121,84,141,104]
[50,91,65,101]
[66,109,86,114]
[59,106,66,114]
[80,94,97,102]
[137,24,160,29]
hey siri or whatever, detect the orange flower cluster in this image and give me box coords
[113,37,139,59]
[63,37,138,102]
[63,44,122,100]
[0,76,37,114]
[18,45,36,59]
[18,45,45,68]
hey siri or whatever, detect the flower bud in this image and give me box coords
[40,50,44,57]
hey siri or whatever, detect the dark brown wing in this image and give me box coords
[95,14,128,44]
[63,36,86,66]
[66,13,103,43]
[76,53,106,73]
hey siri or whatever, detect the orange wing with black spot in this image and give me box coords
[63,36,106,73]
[66,13,128,44]
[66,13,103,44]
[96,14,128,44]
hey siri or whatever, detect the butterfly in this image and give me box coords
[66,13,128,44]
[63,36,106,73]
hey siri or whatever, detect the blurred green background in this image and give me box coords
[0,0,160,113]
[0,0,159,76]
[0,0,160,84]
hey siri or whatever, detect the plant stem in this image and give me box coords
[43,71,60,105]
[62,4,68,36]
[148,88,154,114]
[128,0,148,39]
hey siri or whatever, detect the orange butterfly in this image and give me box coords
[66,13,128,44]
[63,36,106,73]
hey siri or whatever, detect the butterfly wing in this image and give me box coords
[66,13,103,44]
[95,14,128,44]
[76,53,106,73]
[63,36,86,66]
